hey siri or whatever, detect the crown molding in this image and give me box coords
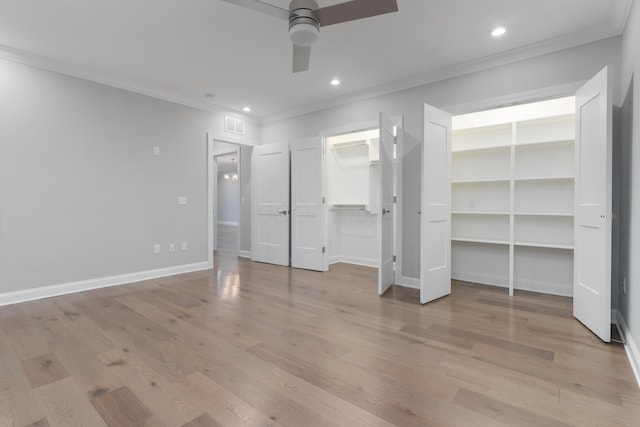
[0,43,260,125]
[261,25,624,125]
[613,0,635,33]
[0,5,629,129]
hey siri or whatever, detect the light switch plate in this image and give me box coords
[178,196,187,205]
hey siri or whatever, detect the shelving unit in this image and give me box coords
[451,99,575,297]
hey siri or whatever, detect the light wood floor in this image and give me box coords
[216,223,238,257]
[1,254,639,426]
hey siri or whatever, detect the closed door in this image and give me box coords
[251,142,290,266]
[291,137,326,271]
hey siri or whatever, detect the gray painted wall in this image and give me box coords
[619,0,640,363]
[0,57,257,294]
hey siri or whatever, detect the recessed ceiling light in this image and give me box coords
[330,78,340,86]
[243,106,251,112]
[491,25,508,37]
[204,93,215,99]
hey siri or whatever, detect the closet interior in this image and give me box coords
[451,96,576,296]
[326,128,381,267]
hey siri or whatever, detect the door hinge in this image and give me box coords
[393,196,397,203]
[322,247,326,254]
[393,255,396,262]
[322,197,326,204]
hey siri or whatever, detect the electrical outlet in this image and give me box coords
[623,277,627,295]
[168,243,175,253]
[178,196,187,205]
[153,146,160,156]
[181,241,187,251]
[153,244,161,254]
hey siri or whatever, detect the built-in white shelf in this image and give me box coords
[514,212,573,217]
[453,211,510,215]
[331,204,368,211]
[452,178,511,184]
[451,102,576,297]
[514,176,574,182]
[514,241,574,250]
[451,237,510,245]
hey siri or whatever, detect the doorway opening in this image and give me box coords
[208,137,253,266]
[215,152,240,256]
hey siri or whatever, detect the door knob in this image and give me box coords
[382,209,391,215]
[278,210,288,215]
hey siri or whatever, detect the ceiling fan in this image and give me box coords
[220,0,399,72]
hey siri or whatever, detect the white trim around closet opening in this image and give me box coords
[443,82,585,116]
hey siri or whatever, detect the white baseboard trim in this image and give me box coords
[513,282,573,297]
[0,262,210,307]
[451,272,573,297]
[328,255,341,265]
[330,255,378,268]
[397,275,420,289]
[616,311,640,389]
[238,250,252,259]
[452,272,509,289]
[217,221,238,226]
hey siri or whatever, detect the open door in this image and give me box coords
[212,156,219,252]
[573,66,612,342]
[378,113,395,295]
[420,104,452,304]
[251,142,290,266]
[291,137,327,271]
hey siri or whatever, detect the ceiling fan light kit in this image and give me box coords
[221,0,398,72]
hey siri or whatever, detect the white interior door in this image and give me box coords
[251,142,290,266]
[573,66,612,342]
[378,113,395,295]
[421,104,452,304]
[291,137,326,271]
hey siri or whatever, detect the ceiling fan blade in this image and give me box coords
[315,0,398,27]
[219,0,289,20]
[292,44,311,73]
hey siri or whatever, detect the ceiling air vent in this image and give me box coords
[225,116,245,135]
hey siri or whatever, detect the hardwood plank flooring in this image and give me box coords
[1,253,639,426]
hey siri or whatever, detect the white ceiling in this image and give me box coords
[0,0,631,121]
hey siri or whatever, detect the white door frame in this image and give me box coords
[207,132,258,268]
[443,81,584,116]
[320,117,403,276]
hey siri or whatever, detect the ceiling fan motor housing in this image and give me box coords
[289,0,320,46]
